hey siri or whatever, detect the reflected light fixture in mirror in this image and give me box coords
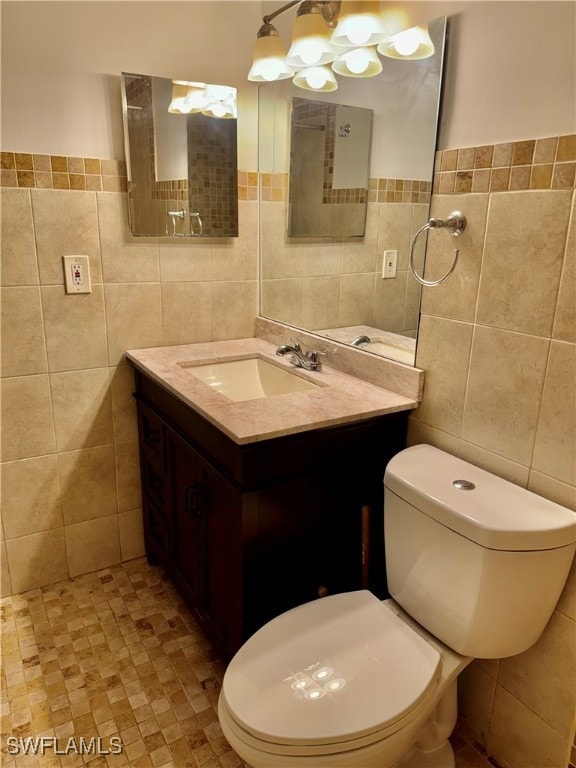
[168,81,237,118]
[248,0,436,92]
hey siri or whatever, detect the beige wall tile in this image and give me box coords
[58,446,117,525]
[6,528,68,592]
[476,191,572,336]
[161,282,212,346]
[41,285,108,372]
[97,193,159,282]
[457,441,530,487]
[1,375,56,461]
[555,558,576,622]
[301,276,340,330]
[0,540,12,597]
[462,326,548,465]
[104,283,163,366]
[110,366,138,443]
[1,455,63,539]
[406,417,461,454]
[261,279,303,327]
[31,189,101,285]
[498,610,575,737]
[414,316,474,435]
[532,341,575,486]
[553,195,575,343]
[261,202,303,279]
[373,271,408,332]
[114,440,142,513]
[377,202,413,271]
[420,194,489,322]
[50,368,113,452]
[1,286,48,376]
[403,275,422,334]
[159,240,212,282]
[211,201,258,282]
[118,509,145,562]
[528,471,576,512]
[488,686,568,767]
[65,514,121,578]
[211,281,257,341]
[341,202,378,274]
[301,241,342,278]
[458,663,496,747]
[339,273,375,328]
[0,188,38,286]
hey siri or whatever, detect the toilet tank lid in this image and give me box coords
[384,445,576,551]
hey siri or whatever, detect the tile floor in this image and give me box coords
[1,558,494,768]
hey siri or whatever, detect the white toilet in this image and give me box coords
[218,445,576,768]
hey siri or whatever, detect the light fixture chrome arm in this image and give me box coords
[409,211,466,287]
[263,0,301,25]
[263,0,339,26]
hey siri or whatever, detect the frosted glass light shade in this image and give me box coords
[286,10,338,67]
[332,47,382,78]
[330,1,389,47]
[293,65,338,92]
[202,85,237,119]
[248,28,294,82]
[378,25,435,59]
[168,82,190,113]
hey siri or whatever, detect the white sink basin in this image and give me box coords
[179,356,322,402]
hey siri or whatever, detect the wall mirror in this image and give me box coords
[289,97,373,237]
[121,72,238,238]
[259,16,447,366]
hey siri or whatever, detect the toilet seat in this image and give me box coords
[221,591,442,754]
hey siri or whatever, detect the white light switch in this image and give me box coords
[382,249,397,279]
[63,255,91,294]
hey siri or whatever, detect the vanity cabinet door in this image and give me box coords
[169,431,207,615]
[201,460,243,657]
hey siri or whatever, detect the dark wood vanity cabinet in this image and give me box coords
[133,369,408,660]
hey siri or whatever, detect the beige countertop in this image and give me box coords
[126,338,417,445]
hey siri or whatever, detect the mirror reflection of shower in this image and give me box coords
[288,98,373,238]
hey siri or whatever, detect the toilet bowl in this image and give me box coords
[219,591,470,767]
[218,445,576,768]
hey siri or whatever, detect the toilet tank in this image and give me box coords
[384,445,576,658]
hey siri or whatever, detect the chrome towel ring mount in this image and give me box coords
[409,211,467,287]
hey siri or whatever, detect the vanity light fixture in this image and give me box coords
[169,81,237,119]
[247,0,435,92]
[377,24,435,60]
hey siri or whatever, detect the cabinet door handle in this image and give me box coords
[185,481,204,518]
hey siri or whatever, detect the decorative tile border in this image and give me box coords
[0,152,128,191]
[1,152,258,201]
[369,178,431,204]
[259,172,430,204]
[10,136,573,201]
[433,134,576,194]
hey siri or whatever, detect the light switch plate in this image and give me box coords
[63,255,91,294]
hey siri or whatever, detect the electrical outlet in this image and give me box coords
[382,249,397,279]
[63,255,91,294]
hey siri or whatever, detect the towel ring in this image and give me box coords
[409,211,466,287]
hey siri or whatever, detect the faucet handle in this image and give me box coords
[289,338,302,352]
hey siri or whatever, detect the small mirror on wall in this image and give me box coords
[121,72,238,238]
[289,97,373,238]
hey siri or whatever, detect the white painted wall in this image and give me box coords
[0,1,262,166]
[1,1,574,163]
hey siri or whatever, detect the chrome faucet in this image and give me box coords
[276,340,324,372]
[350,335,371,347]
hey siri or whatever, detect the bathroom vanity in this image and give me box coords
[127,339,416,659]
